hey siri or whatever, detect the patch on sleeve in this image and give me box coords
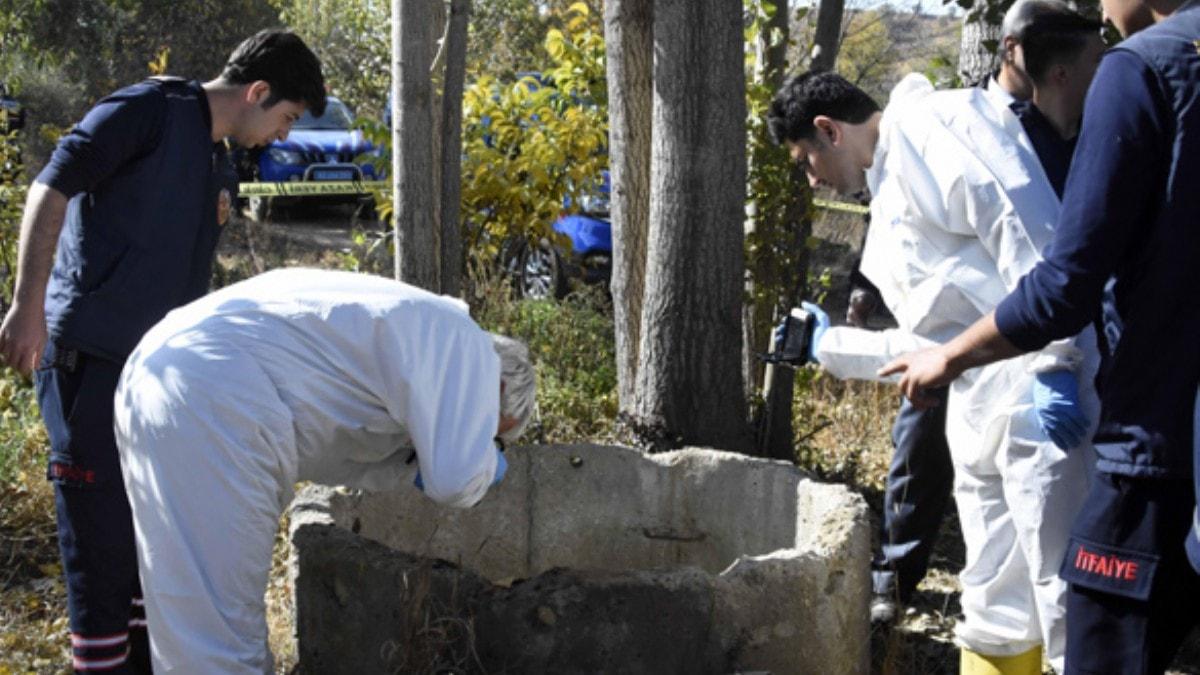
[1060,537,1158,601]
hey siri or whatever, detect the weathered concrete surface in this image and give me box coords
[289,444,870,674]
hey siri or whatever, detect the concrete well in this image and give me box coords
[288,444,870,674]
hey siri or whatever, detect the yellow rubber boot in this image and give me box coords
[960,645,1043,675]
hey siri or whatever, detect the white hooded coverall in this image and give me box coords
[113,268,504,673]
[815,74,1099,670]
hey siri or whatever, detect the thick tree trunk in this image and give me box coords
[810,0,845,72]
[604,0,653,420]
[438,0,470,297]
[392,0,438,289]
[633,0,750,452]
[958,16,1002,86]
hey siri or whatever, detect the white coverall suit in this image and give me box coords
[814,75,1100,670]
[113,268,504,673]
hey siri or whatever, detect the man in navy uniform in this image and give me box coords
[885,0,1200,670]
[0,30,325,672]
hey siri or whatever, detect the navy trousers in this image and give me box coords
[35,342,150,673]
[1062,473,1200,674]
[871,387,954,602]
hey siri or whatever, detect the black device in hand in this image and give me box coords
[761,306,816,367]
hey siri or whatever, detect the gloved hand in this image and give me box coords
[414,449,507,492]
[1033,370,1090,450]
[773,302,831,364]
[800,301,830,363]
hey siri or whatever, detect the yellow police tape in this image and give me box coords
[238,181,870,216]
[238,180,389,197]
[812,197,869,215]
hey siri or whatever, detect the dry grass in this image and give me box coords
[0,381,69,675]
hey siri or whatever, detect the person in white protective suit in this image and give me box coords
[112,268,536,674]
[766,64,1102,673]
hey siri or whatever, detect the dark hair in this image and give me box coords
[222,29,327,116]
[1020,13,1104,84]
[767,72,880,145]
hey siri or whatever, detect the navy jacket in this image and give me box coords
[995,1,1200,481]
[37,77,235,362]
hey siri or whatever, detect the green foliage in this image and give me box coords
[0,129,26,308]
[270,0,390,116]
[459,2,607,260]
[469,0,604,80]
[471,264,617,443]
[0,374,46,485]
[5,0,277,102]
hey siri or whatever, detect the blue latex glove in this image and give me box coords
[492,450,508,486]
[800,301,830,363]
[414,449,507,492]
[1033,370,1090,450]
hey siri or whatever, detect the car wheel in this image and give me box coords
[248,195,270,222]
[517,241,566,300]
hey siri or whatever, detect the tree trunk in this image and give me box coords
[392,0,438,289]
[604,0,653,421]
[958,15,1001,86]
[810,0,845,72]
[438,0,470,297]
[633,0,750,452]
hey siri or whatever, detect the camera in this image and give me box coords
[761,306,817,367]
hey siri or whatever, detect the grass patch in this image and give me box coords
[0,374,68,673]
[469,264,619,445]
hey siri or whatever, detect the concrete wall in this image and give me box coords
[289,445,870,674]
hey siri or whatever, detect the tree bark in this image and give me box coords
[958,15,1001,86]
[604,0,653,420]
[810,0,845,72]
[633,0,750,452]
[393,0,438,289]
[438,0,470,297]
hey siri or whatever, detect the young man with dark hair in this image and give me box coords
[0,29,325,672]
[885,0,1200,670]
[1011,13,1106,196]
[768,66,1100,672]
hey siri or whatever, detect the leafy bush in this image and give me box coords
[470,261,617,443]
[459,3,608,260]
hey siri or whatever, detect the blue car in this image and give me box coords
[508,172,612,299]
[237,95,381,221]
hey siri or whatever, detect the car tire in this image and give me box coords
[515,240,566,300]
[248,195,270,222]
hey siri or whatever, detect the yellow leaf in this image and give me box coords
[38,563,61,577]
[568,1,590,17]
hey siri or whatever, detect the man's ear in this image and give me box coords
[1002,36,1020,63]
[812,115,841,146]
[245,80,271,106]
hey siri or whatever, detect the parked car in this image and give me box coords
[235,95,381,221]
[0,83,25,133]
[505,172,612,300]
